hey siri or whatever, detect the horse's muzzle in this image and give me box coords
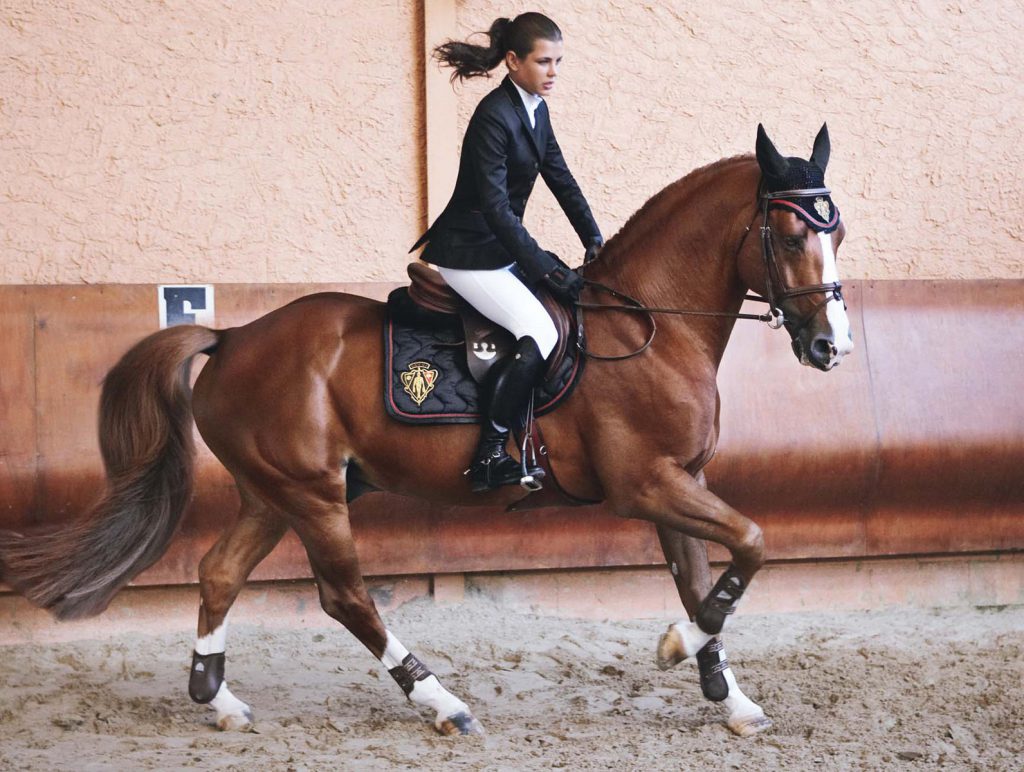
[793,330,852,371]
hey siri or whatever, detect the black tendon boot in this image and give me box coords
[468,337,547,492]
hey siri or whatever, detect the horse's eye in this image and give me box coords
[783,236,803,250]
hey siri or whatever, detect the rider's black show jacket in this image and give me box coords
[410,76,601,282]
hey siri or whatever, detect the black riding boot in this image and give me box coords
[468,337,547,493]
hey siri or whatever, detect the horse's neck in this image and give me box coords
[585,159,758,369]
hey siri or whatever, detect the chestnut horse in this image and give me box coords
[0,125,852,738]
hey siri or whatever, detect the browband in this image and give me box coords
[761,187,831,199]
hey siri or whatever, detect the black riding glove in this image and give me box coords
[542,261,585,303]
[584,236,604,264]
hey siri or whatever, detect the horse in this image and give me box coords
[0,123,852,738]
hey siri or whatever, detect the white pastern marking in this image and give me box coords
[410,675,470,719]
[818,232,854,361]
[196,620,228,656]
[675,620,713,658]
[210,681,250,715]
[723,667,762,719]
[210,681,253,730]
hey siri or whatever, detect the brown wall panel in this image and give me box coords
[1,280,1022,590]
[862,280,1024,555]
[0,288,37,528]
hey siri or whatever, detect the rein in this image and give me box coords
[575,182,843,361]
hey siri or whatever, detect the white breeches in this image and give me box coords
[438,264,557,359]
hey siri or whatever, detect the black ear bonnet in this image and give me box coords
[756,123,840,234]
[764,160,840,234]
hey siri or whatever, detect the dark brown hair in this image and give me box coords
[0,325,219,619]
[433,12,562,83]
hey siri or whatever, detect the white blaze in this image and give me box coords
[818,232,854,361]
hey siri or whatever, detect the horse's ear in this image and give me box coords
[810,122,830,173]
[756,123,789,179]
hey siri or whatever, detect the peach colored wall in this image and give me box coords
[1,1,424,284]
[2,2,1022,284]
[453,2,1024,280]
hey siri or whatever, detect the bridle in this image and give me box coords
[575,181,844,361]
[753,184,844,337]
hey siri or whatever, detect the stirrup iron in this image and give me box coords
[518,392,544,492]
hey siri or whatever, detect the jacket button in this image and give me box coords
[533,162,539,170]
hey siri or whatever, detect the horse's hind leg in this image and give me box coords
[190,487,287,731]
[276,483,483,736]
[655,523,771,737]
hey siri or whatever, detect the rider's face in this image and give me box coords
[506,38,564,97]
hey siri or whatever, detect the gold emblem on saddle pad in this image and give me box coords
[401,361,440,406]
[814,196,830,221]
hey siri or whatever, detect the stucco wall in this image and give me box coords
[2,1,1021,284]
[454,1,1024,280]
[1,0,424,284]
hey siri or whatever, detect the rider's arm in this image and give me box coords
[469,111,558,282]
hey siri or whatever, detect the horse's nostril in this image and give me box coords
[810,336,834,363]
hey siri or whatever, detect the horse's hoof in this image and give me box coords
[726,709,773,737]
[216,709,255,732]
[436,710,485,736]
[656,625,687,670]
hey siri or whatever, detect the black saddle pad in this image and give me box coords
[383,313,584,425]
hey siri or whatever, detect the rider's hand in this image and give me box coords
[542,260,585,303]
[584,236,604,264]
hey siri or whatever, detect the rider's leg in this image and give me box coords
[470,335,546,490]
[438,265,557,491]
[437,265,557,358]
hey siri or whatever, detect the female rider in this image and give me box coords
[410,12,603,493]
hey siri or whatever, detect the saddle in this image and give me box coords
[405,262,573,383]
[382,263,584,426]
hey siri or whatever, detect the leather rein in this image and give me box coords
[575,183,843,362]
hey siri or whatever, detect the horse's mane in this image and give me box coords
[598,153,755,263]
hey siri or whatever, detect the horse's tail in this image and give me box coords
[0,324,220,620]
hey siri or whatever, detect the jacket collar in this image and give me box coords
[500,75,543,159]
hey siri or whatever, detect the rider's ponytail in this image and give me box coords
[433,13,562,83]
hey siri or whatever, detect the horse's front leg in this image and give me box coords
[608,459,771,736]
[656,522,772,737]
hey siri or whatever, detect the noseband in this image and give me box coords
[755,185,845,336]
